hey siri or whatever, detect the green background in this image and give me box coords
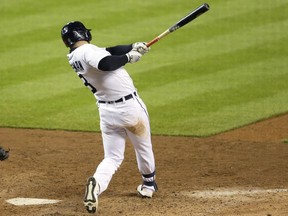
[1,0,287,136]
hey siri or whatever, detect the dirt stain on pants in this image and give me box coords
[126,120,146,137]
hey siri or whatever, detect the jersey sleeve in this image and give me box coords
[83,45,111,70]
[106,44,132,55]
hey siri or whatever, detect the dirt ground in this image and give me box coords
[0,114,288,216]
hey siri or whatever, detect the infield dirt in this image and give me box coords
[1,114,288,215]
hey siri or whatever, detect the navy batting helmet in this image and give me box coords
[61,21,92,47]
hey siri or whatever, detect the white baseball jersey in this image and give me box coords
[67,44,136,101]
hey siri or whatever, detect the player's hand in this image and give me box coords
[132,42,150,55]
[126,50,142,63]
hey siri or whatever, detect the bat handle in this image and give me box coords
[147,38,159,47]
[147,29,171,47]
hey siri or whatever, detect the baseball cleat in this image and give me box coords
[83,176,99,213]
[137,185,154,198]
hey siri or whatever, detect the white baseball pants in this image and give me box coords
[93,95,156,194]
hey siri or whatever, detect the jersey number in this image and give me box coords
[78,74,97,94]
[71,61,97,94]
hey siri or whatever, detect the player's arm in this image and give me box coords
[106,42,150,56]
[98,55,128,71]
[98,44,132,71]
[106,44,133,55]
[98,42,150,71]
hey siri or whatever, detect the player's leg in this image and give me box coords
[126,125,155,176]
[94,127,126,194]
[127,128,158,198]
[84,105,127,213]
[124,97,157,197]
[84,127,126,213]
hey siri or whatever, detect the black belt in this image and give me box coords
[98,92,137,104]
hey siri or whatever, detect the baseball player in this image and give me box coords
[61,21,158,214]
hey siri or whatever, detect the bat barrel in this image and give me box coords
[203,3,210,10]
[169,3,210,32]
[147,3,210,47]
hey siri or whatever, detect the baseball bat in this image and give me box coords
[146,3,210,47]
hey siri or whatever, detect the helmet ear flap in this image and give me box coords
[86,30,92,42]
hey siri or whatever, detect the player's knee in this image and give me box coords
[105,156,124,169]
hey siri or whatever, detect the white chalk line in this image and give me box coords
[180,188,288,198]
[6,198,61,206]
